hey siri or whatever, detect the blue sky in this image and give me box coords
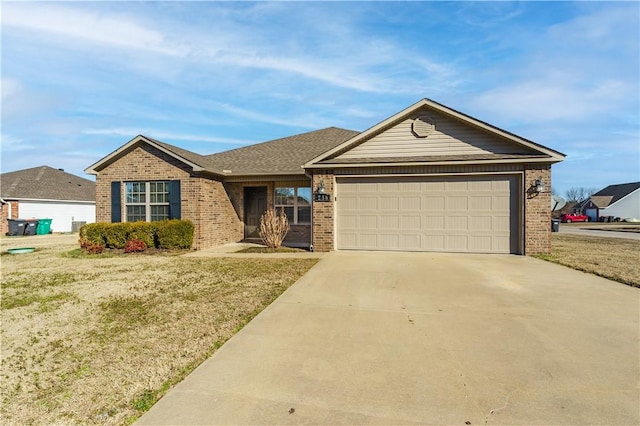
[2,1,638,196]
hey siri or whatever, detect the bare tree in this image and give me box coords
[564,186,599,202]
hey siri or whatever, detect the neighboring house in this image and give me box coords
[85,99,565,254]
[1,166,96,234]
[583,182,640,221]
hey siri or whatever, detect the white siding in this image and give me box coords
[19,201,95,233]
[335,109,535,160]
[601,189,640,220]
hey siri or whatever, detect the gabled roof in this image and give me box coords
[85,129,359,177]
[85,135,213,175]
[1,166,95,202]
[589,182,640,208]
[304,98,566,168]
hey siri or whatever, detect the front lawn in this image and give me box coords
[1,237,318,425]
[537,234,640,287]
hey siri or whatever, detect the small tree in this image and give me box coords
[258,208,290,248]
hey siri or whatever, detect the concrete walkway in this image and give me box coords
[182,242,326,259]
[137,252,639,425]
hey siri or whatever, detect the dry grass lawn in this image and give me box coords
[538,233,640,287]
[0,235,318,425]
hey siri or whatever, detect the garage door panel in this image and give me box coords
[401,196,421,210]
[447,196,468,210]
[359,215,377,229]
[492,195,510,210]
[469,236,492,251]
[341,196,358,210]
[423,181,446,191]
[422,234,445,250]
[380,197,399,210]
[423,196,445,210]
[401,216,421,230]
[446,216,468,230]
[470,196,492,210]
[358,197,378,209]
[379,216,399,229]
[445,235,468,250]
[336,175,519,253]
[379,234,399,249]
[470,216,492,230]
[422,216,445,230]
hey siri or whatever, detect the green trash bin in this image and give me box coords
[36,219,53,235]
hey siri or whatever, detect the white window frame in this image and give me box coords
[274,186,311,225]
[125,181,170,222]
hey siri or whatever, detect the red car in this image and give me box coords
[560,213,589,223]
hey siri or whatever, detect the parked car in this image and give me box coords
[560,213,589,223]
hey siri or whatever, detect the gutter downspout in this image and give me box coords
[0,197,12,221]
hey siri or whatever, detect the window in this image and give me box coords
[275,187,311,225]
[125,181,170,222]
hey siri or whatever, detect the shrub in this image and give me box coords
[156,219,195,249]
[128,222,156,248]
[79,238,105,254]
[79,223,107,245]
[259,208,290,248]
[124,239,147,253]
[104,223,130,249]
[77,220,194,251]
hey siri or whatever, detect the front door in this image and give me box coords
[244,186,267,238]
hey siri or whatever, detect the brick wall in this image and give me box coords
[1,201,19,236]
[95,143,243,249]
[311,171,335,252]
[524,165,552,255]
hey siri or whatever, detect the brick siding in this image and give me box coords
[95,143,243,249]
[0,201,19,235]
[311,171,335,252]
[523,165,552,255]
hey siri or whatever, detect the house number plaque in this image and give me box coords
[314,193,331,202]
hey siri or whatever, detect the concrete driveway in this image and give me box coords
[137,252,639,425]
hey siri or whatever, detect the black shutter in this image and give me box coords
[169,180,181,219]
[111,181,122,222]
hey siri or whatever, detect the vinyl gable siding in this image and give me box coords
[333,108,537,160]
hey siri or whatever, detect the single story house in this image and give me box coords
[583,182,640,221]
[85,99,565,254]
[1,166,96,234]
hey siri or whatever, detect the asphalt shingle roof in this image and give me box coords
[204,127,360,175]
[1,166,96,201]
[589,182,640,207]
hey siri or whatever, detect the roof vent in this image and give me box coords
[58,168,64,171]
[412,116,435,138]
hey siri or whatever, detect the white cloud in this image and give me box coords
[0,134,35,152]
[82,128,254,146]
[2,2,188,56]
[1,2,459,95]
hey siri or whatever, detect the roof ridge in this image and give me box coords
[205,127,359,159]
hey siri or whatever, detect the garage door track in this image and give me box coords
[137,252,639,425]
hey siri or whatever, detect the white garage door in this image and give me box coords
[336,175,519,253]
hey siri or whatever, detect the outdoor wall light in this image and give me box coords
[533,179,545,194]
[316,180,326,194]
